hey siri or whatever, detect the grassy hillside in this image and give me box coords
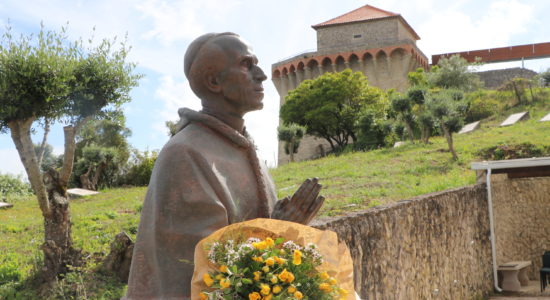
[0,100,549,298]
[272,100,550,216]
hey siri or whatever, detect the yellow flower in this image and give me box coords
[220,278,231,289]
[199,292,208,300]
[270,275,278,284]
[203,273,214,287]
[338,288,349,296]
[252,256,263,262]
[253,271,262,281]
[292,249,302,265]
[262,294,272,300]
[265,237,275,247]
[319,282,332,293]
[253,241,267,250]
[260,283,271,295]
[287,285,296,293]
[219,265,229,273]
[319,271,330,280]
[294,291,303,299]
[274,256,286,265]
[278,269,295,283]
[272,285,282,294]
[265,257,275,266]
[329,277,338,285]
[249,292,261,300]
[262,266,270,273]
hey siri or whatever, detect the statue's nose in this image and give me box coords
[254,66,267,82]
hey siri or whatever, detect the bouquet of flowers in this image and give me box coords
[191,218,355,300]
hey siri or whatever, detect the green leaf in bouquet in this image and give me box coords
[231,265,238,274]
[275,237,284,245]
[242,278,253,285]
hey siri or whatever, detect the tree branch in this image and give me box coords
[37,118,51,169]
[59,116,93,186]
[8,118,51,217]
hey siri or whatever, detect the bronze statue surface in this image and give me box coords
[124,33,323,299]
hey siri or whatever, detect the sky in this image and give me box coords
[1,0,550,176]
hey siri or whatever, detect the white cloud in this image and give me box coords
[136,0,242,46]
[136,0,205,45]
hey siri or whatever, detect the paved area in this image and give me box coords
[67,188,99,197]
[490,297,550,299]
[489,280,550,299]
[0,202,13,209]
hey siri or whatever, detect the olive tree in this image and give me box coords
[277,123,306,162]
[426,89,467,160]
[390,94,415,142]
[0,24,141,281]
[425,55,481,159]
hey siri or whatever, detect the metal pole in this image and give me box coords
[521,57,525,69]
[486,168,502,292]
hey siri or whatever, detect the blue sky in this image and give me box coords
[1,0,550,176]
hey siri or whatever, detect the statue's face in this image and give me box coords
[215,36,267,116]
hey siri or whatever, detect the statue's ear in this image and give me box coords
[205,73,222,94]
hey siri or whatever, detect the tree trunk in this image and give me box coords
[80,164,94,190]
[289,137,295,163]
[91,161,107,190]
[8,119,81,282]
[511,81,522,105]
[404,121,415,143]
[42,169,81,281]
[528,82,536,102]
[8,119,50,216]
[442,124,458,160]
[349,131,357,143]
[421,125,430,144]
[59,126,77,187]
[323,136,335,151]
[37,118,51,169]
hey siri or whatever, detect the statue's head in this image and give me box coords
[184,33,267,116]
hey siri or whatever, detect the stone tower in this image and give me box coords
[272,4,428,165]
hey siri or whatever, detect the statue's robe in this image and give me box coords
[124,108,277,299]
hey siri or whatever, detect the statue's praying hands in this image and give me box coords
[271,178,325,225]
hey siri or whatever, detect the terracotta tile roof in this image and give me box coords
[312,5,397,28]
[312,4,420,40]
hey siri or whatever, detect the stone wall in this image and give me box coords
[476,68,537,89]
[312,185,493,300]
[316,18,399,52]
[491,175,550,279]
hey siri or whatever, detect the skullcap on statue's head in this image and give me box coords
[183,32,239,98]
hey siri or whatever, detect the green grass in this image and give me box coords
[0,99,549,298]
[0,187,146,299]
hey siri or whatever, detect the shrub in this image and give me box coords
[0,254,24,284]
[0,173,32,200]
[477,143,550,160]
[119,150,158,186]
[465,90,505,122]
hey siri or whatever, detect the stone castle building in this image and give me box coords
[272,5,429,165]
